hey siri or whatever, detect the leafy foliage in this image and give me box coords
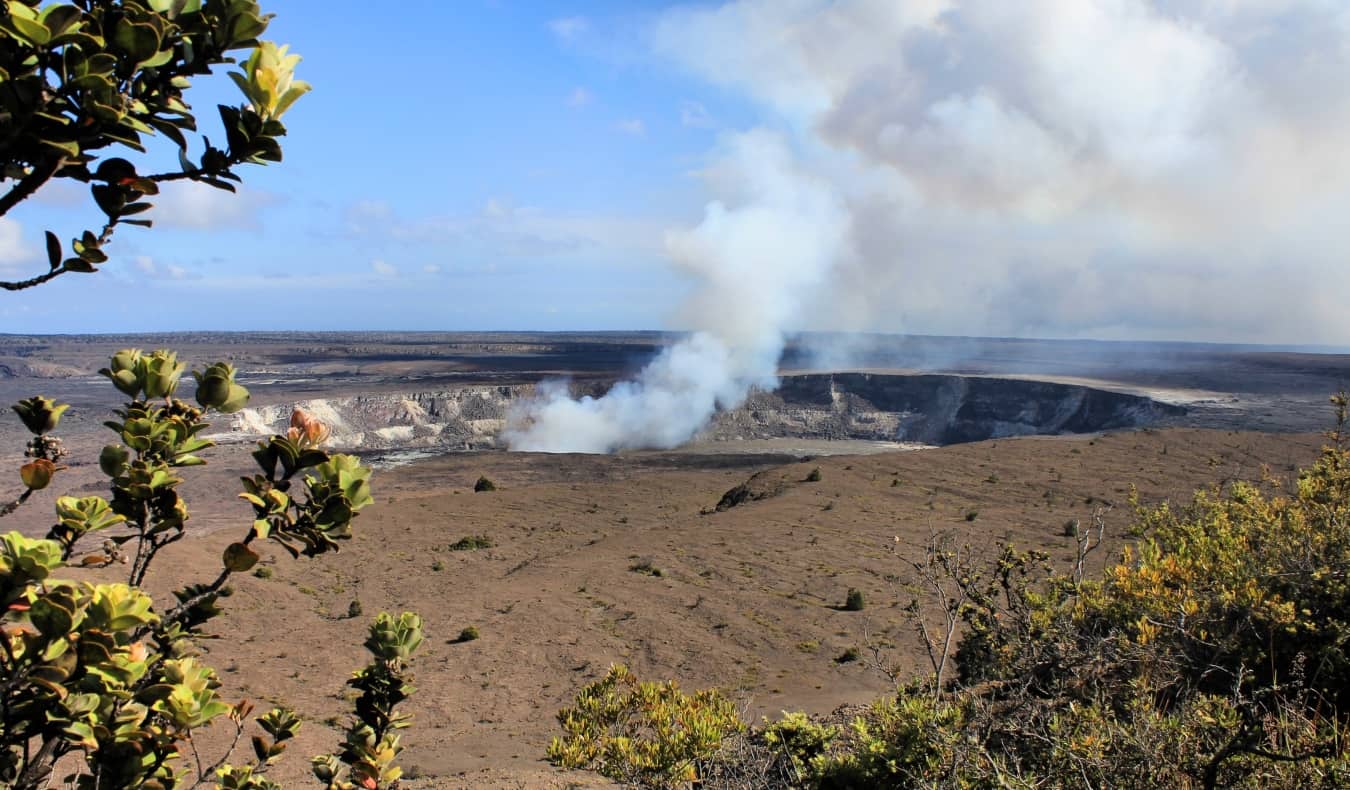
[557,401,1350,788]
[548,663,746,788]
[311,612,425,790]
[0,347,417,790]
[0,0,308,290]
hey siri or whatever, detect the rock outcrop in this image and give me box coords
[220,373,1183,453]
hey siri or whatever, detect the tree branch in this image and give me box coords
[0,156,65,218]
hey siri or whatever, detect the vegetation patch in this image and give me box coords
[449,534,493,551]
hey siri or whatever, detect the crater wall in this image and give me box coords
[220,373,1183,452]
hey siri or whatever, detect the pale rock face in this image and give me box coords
[213,375,1178,455]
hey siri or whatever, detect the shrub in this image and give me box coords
[347,599,363,619]
[762,711,838,783]
[630,560,664,577]
[805,468,822,483]
[0,349,422,790]
[474,475,497,492]
[548,664,745,788]
[311,612,425,789]
[254,565,274,579]
[964,509,978,521]
[834,647,860,664]
[449,534,493,551]
[454,625,480,643]
[843,588,865,611]
[561,400,1350,788]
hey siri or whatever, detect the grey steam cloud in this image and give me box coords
[509,0,1350,453]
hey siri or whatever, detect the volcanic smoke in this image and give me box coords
[505,131,847,453]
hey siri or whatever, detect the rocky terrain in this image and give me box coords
[0,332,1347,786]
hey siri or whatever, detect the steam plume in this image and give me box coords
[505,132,847,453]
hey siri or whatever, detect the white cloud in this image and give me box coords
[132,255,191,280]
[567,87,593,107]
[0,218,34,270]
[371,259,398,277]
[616,118,646,136]
[655,0,1350,344]
[549,16,589,41]
[152,180,267,230]
[423,263,441,274]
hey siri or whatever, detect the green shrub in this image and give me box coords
[474,475,497,492]
[347,599,363,619]
[843,588,865,611]
[454,625,480,643]
[964,509,978,521]
[762,711,838,783]
[805,468,822,483]
[548,664,745,788]
[834,647,860,664]
[815,691,966,787]
[0,347,424,790]
[564,400,1350,788]
[449,534,493,551]
[254,565,274,579]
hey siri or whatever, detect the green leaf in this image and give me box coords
[77,245,108,264]
[63,258,96,273]
[3,13,52,46]
[38,5,82,39]
[112,19,161,63]
[40,138,80,157]
[91,184,125,216]
[44,231,61,270]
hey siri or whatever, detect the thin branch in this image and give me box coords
[0,488,34,518]
[0,156,64,218]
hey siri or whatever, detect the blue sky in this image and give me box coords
[4,1,1350,344]
[1,1,742,332]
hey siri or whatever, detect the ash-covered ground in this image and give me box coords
[1,332,1346,786]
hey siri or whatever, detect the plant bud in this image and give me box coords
[102,349,145,397]
[195,374,232,409]
[99,444,129,477]
[142,350,185,399]
[11,396,69,435]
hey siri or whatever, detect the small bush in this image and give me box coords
[253,566,274,579]
[548,664,745,787]
[474,475,496,492]
[805,467,822,483]
[630,560,664,577]
[449,534,493,551]
[431,559,444,571]
[835,647,861,664]
[964,509,978,522]
[347,599,363,619]
[763,711,839,782]
[455,626,480,643]
[844,588,865,611]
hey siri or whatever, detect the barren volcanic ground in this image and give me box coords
[1,332,1347,787]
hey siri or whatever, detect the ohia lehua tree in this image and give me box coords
[2,4,426,788]
[0,0,310,290]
